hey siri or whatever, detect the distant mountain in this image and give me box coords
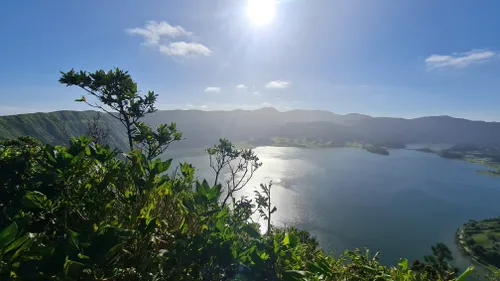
[350,115,500,144]
[1,108,500,149]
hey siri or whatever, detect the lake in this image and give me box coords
[169,147,500,276]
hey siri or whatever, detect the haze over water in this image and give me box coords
[171,147,500,273]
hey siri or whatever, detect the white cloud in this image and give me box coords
[126,21,211,58]
[204,87,221,93]
[265,80,290,89]
[236,84,247,89]
[261,102,271,107]
[126,21,191,45]
[159,42,211,57]
[253,91,260,96]
[425,50,496,69]
[200,105,208,109]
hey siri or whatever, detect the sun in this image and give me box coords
[247,0,276,26]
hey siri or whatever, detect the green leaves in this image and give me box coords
[398,258,408,270]
[215,218,225,233]
[74,96,86,102]
[149,158,172,175]
[196,180,222,202]
[0,222,18,249]
[456,266,474,281]
[283,270,309,281]
[64,258,85,277]
[242,225,260,239]
[0,131,472,281]
[21,191,50,209]
[134,122,182,161]
[4,234,30,254]
[283,232,300,248]
[68,229,81,251]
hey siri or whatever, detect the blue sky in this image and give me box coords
[1,0,500,120]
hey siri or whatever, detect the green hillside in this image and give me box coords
[3,108,500,160]
[0,110,127,149]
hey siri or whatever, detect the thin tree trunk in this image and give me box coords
[125,118,133,151]
[267,191,271,233]
[214,171,219,187]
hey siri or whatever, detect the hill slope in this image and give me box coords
[2,108,500,149]
[0,110,127,148]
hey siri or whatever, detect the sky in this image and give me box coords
[1,0,500,120]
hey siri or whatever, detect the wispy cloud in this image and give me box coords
[204,87,221,93]
[261,102,271,107]
[159,42,211,57]
[253,91,260,96]
[425,50,496,69]
[126,21,211,58]
[265,80,290,89]
[236,84,247,89]
[126,21,191,45]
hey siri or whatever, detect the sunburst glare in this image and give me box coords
[247,0,276,26]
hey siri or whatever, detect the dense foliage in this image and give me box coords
[0,68,475,280]
[0,136,475,281]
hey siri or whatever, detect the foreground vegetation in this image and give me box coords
[0,68,475,280]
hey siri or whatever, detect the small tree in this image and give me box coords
[133,121,182,160]
[59,68,181,159]
[86,112,110,146]
[207,138,262,206]
[423,243,458,280]
[60,68,157,151]
[255,181,277,233]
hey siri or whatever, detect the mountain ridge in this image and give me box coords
[1,108,500,150]
[3,107,496,123]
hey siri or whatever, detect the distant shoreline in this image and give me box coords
[456,228,494,271]
[241,141,500,173]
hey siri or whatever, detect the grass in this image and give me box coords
[472,233,494,248]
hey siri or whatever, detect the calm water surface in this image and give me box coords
[169,147,500,275]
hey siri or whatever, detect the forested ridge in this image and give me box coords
[3,107,500,151]
[0,68,479,280]
[0,110,127,149]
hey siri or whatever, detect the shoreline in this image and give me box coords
[455,228,499,272]
[246,142,500,171]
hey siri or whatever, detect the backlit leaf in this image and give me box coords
[0,222,18,248]
[21,191,48,209]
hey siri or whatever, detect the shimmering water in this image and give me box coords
[169,147,500,275]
